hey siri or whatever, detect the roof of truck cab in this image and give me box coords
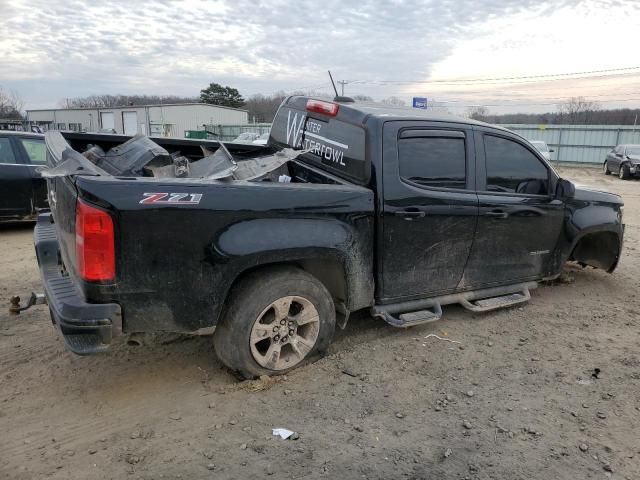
[286,95,511,133]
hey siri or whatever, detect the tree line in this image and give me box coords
[5,83,640,126]
[53,84,395,123]
[467,97,640,125]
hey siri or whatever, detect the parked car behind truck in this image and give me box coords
[30,96,624,379]
[604,144,640,179]
[0,131,48,221]
[529,140,554,161]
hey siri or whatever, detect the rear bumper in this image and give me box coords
[34,213,121,355]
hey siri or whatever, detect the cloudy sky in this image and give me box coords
[1,0,639,114]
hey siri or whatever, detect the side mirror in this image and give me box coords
[556,178,575,199]
[616,153,623,158]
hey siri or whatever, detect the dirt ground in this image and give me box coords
[1,166,638,480]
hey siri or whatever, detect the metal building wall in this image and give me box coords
[27,108,100,131]
[501,124,640,164]
[148,104,248,137]
[26,103,249,137]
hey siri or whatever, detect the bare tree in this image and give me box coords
[466,106,490,121]
[0,87,24,119]
[381,96,406,106]
[244,91,288,123]
[352,94,373,101]
[558,97,599,124]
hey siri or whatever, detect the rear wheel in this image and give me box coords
[213,266,335,379]
[603,162,611,175]
[619,163,630,180]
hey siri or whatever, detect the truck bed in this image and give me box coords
[49,131,352,185]
[42,132,375,342]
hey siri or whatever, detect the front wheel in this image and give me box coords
[213,266,336,379]
[603,162,611,175]
[619,163,630,180]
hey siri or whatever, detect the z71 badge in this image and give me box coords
[139,193,203,205]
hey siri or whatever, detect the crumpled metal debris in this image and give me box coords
[95,134,173,177]
[42,132,309,182]
[39,147,103,178]
[233,148,308,181]
[147,148,238,180]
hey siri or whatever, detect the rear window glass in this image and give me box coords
[270,106,367,183]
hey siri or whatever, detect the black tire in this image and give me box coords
[603,162,611,175]
[213,266,335,379]
[619,163,630,180]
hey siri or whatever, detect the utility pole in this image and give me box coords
[337,80,347,96]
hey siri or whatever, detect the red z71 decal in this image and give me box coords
[139,193,203,205]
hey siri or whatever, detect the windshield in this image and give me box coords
[626,147,640,156]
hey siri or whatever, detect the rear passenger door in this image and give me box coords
[0,135,32,219]
[461,130,564,288]
[15,136,48,211]
[380,122,478,300]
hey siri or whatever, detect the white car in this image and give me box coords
[529,140,554,161]
[231,132,260,143]
[252,132,270,146]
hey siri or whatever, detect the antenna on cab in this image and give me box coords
[328,70,339,98]
[327,70,355,103]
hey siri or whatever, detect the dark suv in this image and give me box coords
[0,131,48,221]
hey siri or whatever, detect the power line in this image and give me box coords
[345,66,640,86]
[431,97,640,108]
[410,90,640,103]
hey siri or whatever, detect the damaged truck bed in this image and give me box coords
[28,96,624,379]
[44,132,308,182]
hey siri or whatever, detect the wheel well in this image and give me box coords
[227,259,349,320]
[570,231,620,272]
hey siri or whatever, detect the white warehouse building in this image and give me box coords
[26,103,249,137]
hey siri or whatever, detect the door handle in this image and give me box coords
[483,209,508,219]
[395,209,426,219]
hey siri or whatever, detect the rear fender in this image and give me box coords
[211,217,374,315]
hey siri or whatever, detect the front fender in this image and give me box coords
[562,198,624,272]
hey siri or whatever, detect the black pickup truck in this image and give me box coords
[30,96,624,378]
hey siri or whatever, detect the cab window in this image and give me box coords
[398,135,467,190]
[483,135,549,195]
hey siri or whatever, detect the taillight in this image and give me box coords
[75,200,115,282]
[306,99,339,116]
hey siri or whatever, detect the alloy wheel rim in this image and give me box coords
[249,295,320,370]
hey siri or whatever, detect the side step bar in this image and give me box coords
[372,282,536,328]
[459,290,530,312]
[377,304,443,328]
